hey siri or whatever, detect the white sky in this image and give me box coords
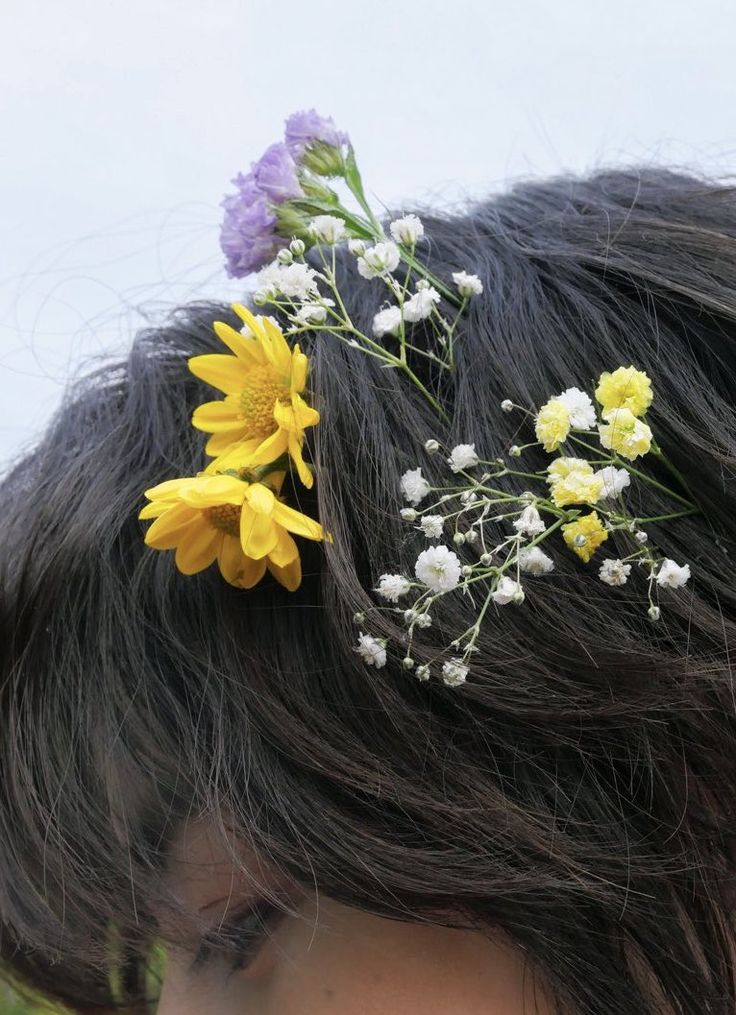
[2,0,736,464]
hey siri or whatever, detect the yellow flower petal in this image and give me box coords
[287,432,314,489]
[178,475,248,509]
[262,315,293,374]
[271,500,323,541]
[174,522,220,574]
[268,527,299,568]
[267,555,302,592]
[216,533,265,588]
[246,428,289,467]
[274,394,320,432]
[188,354,252,395]
[245,482,276,516]
[239,503,279,559]
[204,438,261,474]
[232,304,268,342]
[214,318,268,364]
[291,345,308,392]
[143,503,199,549]
[192,399,246,433]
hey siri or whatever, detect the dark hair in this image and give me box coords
[1,166,736,1014]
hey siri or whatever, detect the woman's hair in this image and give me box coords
[1,166,736,1014]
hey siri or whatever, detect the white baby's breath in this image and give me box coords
[309,214,347,244]
[442,658,469,687]
[656,559,691,588]
[354,632,387,668]
[400,468,431,505]
[415,545,462,592]
[419,515,444,539]
[451,271,483,297]
[492,577,525,605]
[598,558,632,586]
[594,465,631,499]
[389,214,424,245]
[403,286,441,322]
[518,547,555,575]
[513,504,546,537]
[372,305,402,337]
[294,299,335,325]
[375,574,411,602]
[357,241,400,279]
[447,443,479,472]
[557,387,597,430]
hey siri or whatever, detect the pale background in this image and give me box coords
[2,0,736,465]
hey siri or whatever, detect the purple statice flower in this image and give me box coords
[219,170,284,278]
[284,109,349,152]
[252,142,303,202]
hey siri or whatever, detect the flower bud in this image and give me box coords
[289,238,306,256]
[648,605,661,621]
[480,552,493,565]
[348,239,366,256]
[462,565,473,577]
[415,664,431,682]
[402,656,415,670]
[400,507,417,522]
[453,532,466,546]
[509,445,522,457]
[252,291,267,306]
[276,248,293,265]
[353,611,365,624]
[465,529,479,545]
[424,438,440,454]
[501,399,514,413]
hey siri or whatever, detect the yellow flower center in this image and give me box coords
[237,366,288,440]
[206,503,241,537]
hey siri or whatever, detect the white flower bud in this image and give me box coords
[635,531,649,544]
[348,238,366,256]
[509,445,522,457]
[480,552,493,565]
[501,399,514,413]
[415,664,431,682]
[424,438,440,454]
[462,565,473,577]
[289,238,306,256]
[353,611,365,624]
[453,532,466,546]
[465,529,479,545]
[252,291,267,306]
[276,248,293,265]
[648,605,661,621]
[400,507,418,522]
[402,656,415,670]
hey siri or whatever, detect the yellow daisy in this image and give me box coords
[189,304,320,488]
[139,472,324,592]
[535,397,571,452]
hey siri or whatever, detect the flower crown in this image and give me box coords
[139,109,697,687]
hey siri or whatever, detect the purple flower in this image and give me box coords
[252,142,303,202]
[284,109,349,152]
[219,171,285,278]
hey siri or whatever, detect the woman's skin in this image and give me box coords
[157,820,554,1014]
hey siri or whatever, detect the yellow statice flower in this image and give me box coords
[189,304,320,488]
[562,511,609,563]
[598,408,652,461]
[139,472,324,591]
[534,398,570,452]
[595,366,652,417]
[547,457,604,507]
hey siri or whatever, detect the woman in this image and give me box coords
[0,165,734,1014]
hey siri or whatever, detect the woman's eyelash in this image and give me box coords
[191,899,280,973]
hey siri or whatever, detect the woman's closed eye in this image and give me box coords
[191,898,284,976]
